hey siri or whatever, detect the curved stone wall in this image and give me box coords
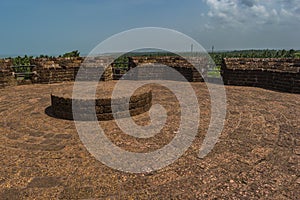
[221,58,300,93]
[50,81,152,121]
[1,57,300,94]
[131,56,207,82]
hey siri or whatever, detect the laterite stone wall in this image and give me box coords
[31,57,113,83]
[221,58,300,93]
[0,59,15,88]
[0,56,207,87]
[0,57,114,87]
[131,56,207,82]
[1,56,300,94]
[51,90,152,121]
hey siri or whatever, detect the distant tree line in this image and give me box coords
[209,49,300,65]
[6,49,300,67]
[39,50,80,58]
[59,50,80,58]
[8,50,81,66]
[12,55,33,66]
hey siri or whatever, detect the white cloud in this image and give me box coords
[204,0,300,28]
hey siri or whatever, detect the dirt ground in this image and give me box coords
[0,81,299,199]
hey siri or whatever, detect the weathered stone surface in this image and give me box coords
[27,177,61,188]
[0,59,14,88]
[222,58,300,93]
[0,57,114,86]
[51,81,152,121]
[131,56,207,82]
[0,71,299,199]
[0,188,21,200]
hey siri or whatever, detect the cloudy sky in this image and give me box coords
[0,0,299,56]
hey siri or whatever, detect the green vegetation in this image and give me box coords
[61,50,80,58]
[37,50,80,59]
[113,56,129,69]
[11,55,33,80]
[12,55,32,66]
[38,54,54,59]
[207,66,221,78]
[124,51,177,57]
[209,49,299,65]
[295,52,300,58]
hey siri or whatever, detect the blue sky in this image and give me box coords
[0,0,299,56]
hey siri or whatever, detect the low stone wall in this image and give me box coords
[51,88,152,121]
[76,57,113,82]
[0,59,15,88]
[2,56,300,94]
[0,57,114,87]
[126,63,198,82]
[31,57,113,83]
[31,58,80,84]
[0,56,207,87]
[131,56,207,82]
[221,58,300,93]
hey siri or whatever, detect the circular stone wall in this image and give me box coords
[51,81,152,121]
